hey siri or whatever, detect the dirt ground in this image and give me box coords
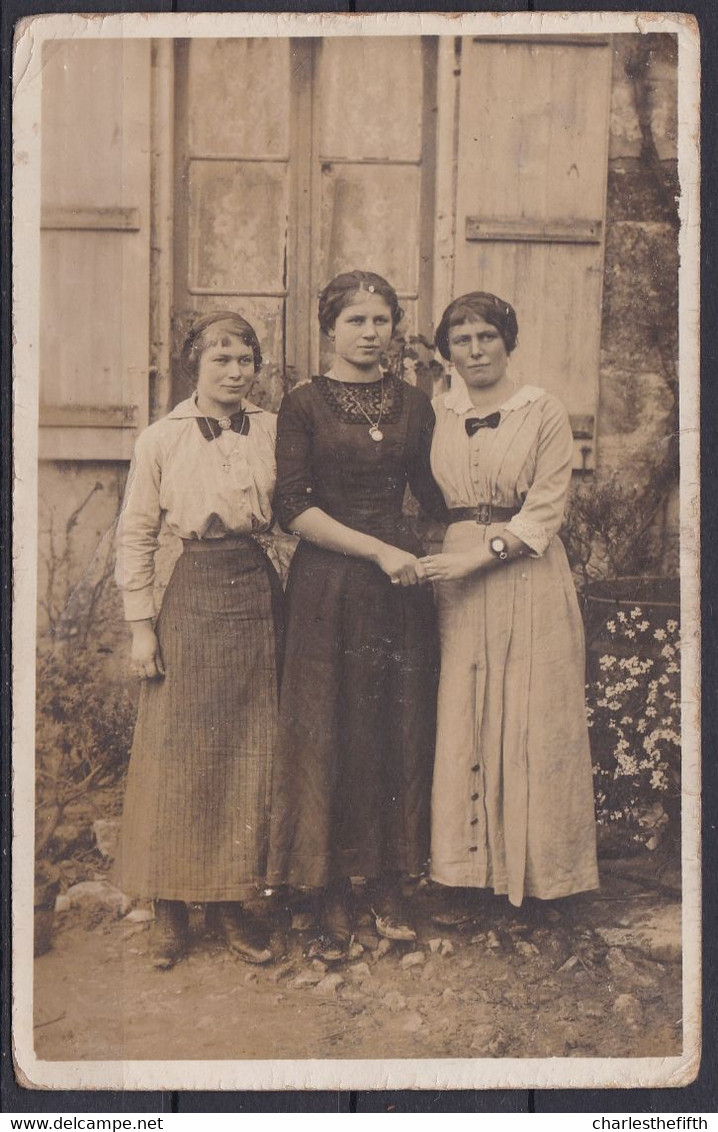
[33,858,682,1063]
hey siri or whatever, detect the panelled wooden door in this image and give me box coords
[172,36,437,403]
[453,35,613,438]
[39,39,151,460]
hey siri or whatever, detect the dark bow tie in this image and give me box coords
[196,410,250,441]
[465,412,501,437]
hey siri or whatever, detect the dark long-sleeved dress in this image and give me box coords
[265,374,446,889]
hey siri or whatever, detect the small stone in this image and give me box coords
[515,940,539,958]
[92,818,121,860]
[54,894,70,913]
[428,938,442,954]
[65,881,130,917]
[556,955,579,974]
[347,961,373,983]
[613,993,644,1026]
[470,933,487,945]
[486,930,501,950]
[124,907,153,923]
[442,986,458,1003]
[400,951,425,970]
[348,940,364,960]
[439,939,455,957]
[311,958,328,974]
[376,938,394,958]
[290,972,324,989]
[313,973,345,996]
[606,948,656,988]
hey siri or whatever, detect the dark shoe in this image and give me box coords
[305,932,352,964]
[149,900,188,969]
[216,902,273,965]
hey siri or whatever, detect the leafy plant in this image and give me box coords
[586,607,680,851]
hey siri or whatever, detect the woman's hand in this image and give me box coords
[420,550,486,582]
[130,620,165,680]
[375,545,427,587]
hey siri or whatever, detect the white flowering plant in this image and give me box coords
[586,607,681,850]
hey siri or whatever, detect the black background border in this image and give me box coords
[2,0,715,1115]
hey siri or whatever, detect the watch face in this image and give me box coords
[490,537,507,553]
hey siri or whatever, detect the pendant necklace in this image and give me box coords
[339,375,387,442]
[199,404,245,473]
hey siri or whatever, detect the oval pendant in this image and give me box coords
[369,427,384,442]
[218,416,232,430]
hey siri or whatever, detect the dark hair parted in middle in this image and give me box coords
[180,311,263,383]
[318,270,405,336]
[435,292,519,361]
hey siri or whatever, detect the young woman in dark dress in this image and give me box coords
[265,271,446,961]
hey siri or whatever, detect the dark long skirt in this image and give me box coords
[116,537,283,902]
[265,540,439,890]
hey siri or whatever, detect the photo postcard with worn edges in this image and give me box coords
[11,8,701,1092]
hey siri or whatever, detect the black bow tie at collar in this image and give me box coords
[465,411,501,437]
[196,409,250,441]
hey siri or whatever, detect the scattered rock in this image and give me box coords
[470,933,487,945]
[400,951,425,971]
[376,939,394,959]
[290,972,324,989]
[311,958,328,974]
[442,987,458,1004]
[605,947,656,988]
[595,905,682,964]
[54,895,71,913]
[440,939,455,957]
[515,941,539,958]
[347,962,372,983]
[124,907,153,924]
[92,819,121,860]
[613,993,644,1027]
[348,940,364,960]
[313,973,345,996]
[428,938,442,954]
[65,881,130,917]
[486,930,501,950]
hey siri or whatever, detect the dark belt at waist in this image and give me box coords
[181,534,257,552]
[446,504,520,526]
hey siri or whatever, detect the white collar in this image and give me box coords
[166,393,263,420]
[442,375,545,418]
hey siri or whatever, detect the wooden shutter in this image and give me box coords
[453,36,612,458]
[39,40,152,460]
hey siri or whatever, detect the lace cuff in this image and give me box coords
[505,514,551,558]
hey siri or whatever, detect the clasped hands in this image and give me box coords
[377,545,483,586]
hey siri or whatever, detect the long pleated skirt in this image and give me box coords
[265,538,439,890]
[116,537,283,902]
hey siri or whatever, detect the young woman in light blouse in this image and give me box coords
[115,312,283,968]
[421,292,598,916]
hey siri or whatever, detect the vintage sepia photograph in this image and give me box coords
[11,10,700,1092]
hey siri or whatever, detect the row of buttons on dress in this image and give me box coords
[469,762,481,853]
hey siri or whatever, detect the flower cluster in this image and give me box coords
[586,607,680,848]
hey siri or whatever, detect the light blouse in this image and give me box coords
[430,380,574,556]
[115,394,277,620]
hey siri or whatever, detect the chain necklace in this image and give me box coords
[197,401,247,473]
[329,373,387,442]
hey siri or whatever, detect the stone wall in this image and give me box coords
[596,33,679,566]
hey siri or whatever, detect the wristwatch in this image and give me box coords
[489,536,509,561]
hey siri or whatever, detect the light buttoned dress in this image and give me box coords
[429,381,599,906]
